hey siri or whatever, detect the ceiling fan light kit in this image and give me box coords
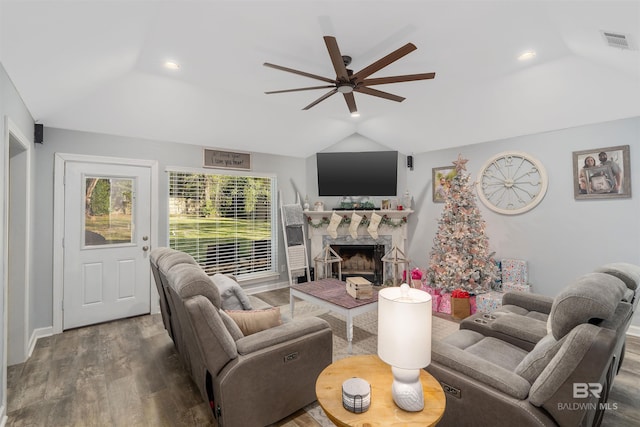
[264,36,436,114]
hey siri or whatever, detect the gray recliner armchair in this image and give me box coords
[150,248,333,427]
[460,263,639,371]
[427,272,627,427]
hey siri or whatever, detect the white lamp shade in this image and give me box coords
[377,284,432,369]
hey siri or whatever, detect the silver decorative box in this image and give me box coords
[342,377,371,413]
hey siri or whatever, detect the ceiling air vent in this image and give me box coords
[601,31,634,50]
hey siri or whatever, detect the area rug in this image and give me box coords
[278,300,460,360]
[254,288,460,426]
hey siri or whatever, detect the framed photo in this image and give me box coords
[573,145,631,199]
[432,166,457,203]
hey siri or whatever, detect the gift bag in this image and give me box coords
[452,298,471,319]
[438,293,451,314]
[431,295,442,313]
[451,289,471,320]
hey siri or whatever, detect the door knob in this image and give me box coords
[143,235,149,241]
[142,246,149,252]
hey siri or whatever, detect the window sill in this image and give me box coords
[236,271,281,286]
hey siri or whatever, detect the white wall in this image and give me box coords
[31,128,307,330]
[406,117,640,327]
[301,122,640,329]
[304,132,409,209]
[0,62,35,418]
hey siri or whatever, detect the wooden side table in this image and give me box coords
[315,354,446,426]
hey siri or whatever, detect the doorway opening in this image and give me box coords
[4,119,31,367]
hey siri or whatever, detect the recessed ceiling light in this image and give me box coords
[164,61,181,70]
[351,112,360,118]
[518,51,536,61]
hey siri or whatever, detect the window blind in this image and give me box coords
[168,171,276,278]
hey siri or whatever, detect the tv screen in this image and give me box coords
[316,151,398,196]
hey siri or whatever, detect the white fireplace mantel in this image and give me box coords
[304,210,413,280]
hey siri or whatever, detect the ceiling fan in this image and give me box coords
[263,36,435,114]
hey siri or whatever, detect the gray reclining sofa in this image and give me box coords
[150,247,333,426]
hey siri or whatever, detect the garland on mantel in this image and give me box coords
[306,214,408,229]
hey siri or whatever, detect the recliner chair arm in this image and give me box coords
[502,292,554,314]
[492,314,548,344]
[236,317,331,355]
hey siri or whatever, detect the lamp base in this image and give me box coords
[391,366,424,412]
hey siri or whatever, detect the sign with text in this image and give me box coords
[203,149,251,170]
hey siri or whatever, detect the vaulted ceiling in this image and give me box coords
[1,1,639,157]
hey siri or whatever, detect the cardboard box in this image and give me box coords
[346,277,373,299]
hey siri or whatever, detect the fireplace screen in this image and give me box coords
[331,244,385,285]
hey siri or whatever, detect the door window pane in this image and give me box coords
[84,177,133,246]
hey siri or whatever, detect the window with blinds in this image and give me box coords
[168,170,276,278]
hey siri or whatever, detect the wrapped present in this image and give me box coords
[503,282,531,293]
[424,286,442,296]
[476,291,503,313]
[501,259,528,284]
[438,293,451,314]
[493,260,503,290]
[469,295,477,315]
[432,295,442,313]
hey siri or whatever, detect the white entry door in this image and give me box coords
[63,161,152,329]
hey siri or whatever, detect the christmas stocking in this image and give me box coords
[327,212,342,239]
[350,212,362,238]
[368,212,382,239]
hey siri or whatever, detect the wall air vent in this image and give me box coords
[601,30,635,50]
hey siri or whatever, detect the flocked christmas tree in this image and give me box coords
[427,154,498,293]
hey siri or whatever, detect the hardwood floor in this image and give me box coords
[7,312,640,426]
[6,313,322,427]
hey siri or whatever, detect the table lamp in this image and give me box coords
[377,283,432,411]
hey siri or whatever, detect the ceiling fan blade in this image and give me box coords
[343,92,357,114]
[355,86,405,102]
[265,85,335,94]
[362,72,436,86]
[263,62,335,84]
[323,36,350,82]
[352,43,417,81]
[302,89,338,110]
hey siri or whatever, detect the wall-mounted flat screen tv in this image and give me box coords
[317,151,398,196]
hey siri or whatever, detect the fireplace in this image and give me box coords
[331,244,385,285]
[304,208,412,285]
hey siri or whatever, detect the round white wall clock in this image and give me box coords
[476,151,548,215]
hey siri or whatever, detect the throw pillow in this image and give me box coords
[219,309,245,340]
[225,307,282,336]
[211,273,253,311]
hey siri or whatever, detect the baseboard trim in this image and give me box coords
[28,326,54,358]
[627,325,640,337]
[245,280,290,295]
